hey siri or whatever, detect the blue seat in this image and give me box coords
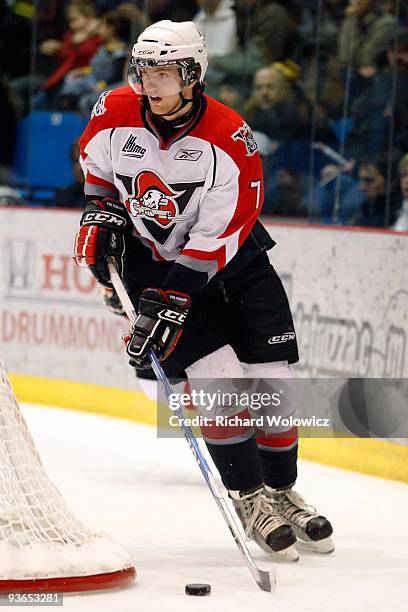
[13,111,87,191]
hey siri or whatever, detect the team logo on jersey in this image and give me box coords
[117,171,205,243]
[91,90,110,117]
[174,149,203,161]
[231,122,258,157]
[125,171,183,227]
[121,134,147,159]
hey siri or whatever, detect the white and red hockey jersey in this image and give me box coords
[79,86,265,285]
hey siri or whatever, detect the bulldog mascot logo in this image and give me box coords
[126,171,181,227]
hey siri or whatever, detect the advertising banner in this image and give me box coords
[1,210,407,389]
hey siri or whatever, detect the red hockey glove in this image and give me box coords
[126,288,191,369]
[74,198,130,287]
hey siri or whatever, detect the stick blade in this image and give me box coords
[248,559,275,592]
[252,567,274,592]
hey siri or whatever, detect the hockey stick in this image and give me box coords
[107,260,275,593]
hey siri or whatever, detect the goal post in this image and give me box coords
[0,360,136,593]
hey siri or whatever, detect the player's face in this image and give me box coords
[147,92,183,115]
[140,65,183,95]
[140,65,185,113]
[358,164,386,200]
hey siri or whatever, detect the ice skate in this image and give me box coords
[265,486,334,554]
[230,486,299,561]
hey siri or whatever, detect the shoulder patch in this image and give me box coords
[231,122,258,157]
[91,90,111,118]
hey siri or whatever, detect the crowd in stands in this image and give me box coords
[0,0,407,231]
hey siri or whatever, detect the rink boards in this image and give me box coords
[0,207,407,482]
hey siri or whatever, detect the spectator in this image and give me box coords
[234,0,300,64]
[343,27,408,158]
[299,2,348,122]
[58,10,129,112]
[54,140,85,208]
[244,61,310,142]
[301,0,347,60]
[303,161,364,223]
[243,62,310,217]
[2,0,403,219]
[338,0,396,78]
[40,2,102,94]
[194,0,237,58]
[351,154,400,226]
[386,28,408,154]
[209,0,302,96]
[392,153,408,231]
[11,1,103,113]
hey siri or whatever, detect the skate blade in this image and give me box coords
[257,541,300,562]
[296,536,335,554]
[276,543,300,562]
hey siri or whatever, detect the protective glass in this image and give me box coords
[128,62,186,97]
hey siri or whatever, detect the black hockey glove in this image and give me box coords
[101,287,126,317]
[126,288,191,368]
[74,198,130,287]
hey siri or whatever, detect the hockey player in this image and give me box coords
[74,20,334,561]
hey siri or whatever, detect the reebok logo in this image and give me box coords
[174,149,203,161]
[268,332,296,345]
[122,134,147,159]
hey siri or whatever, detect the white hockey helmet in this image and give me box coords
[128,20,208,96]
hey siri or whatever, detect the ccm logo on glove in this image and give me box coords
[125,288,191,368]
[82,211,127,227]
[158,309,187,324]
[73,198,130,287]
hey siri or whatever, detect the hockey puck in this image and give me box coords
[185,583,211,596]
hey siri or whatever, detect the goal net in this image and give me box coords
[0,360,135,593]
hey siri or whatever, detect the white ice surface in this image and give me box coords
[15,403,408,612]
